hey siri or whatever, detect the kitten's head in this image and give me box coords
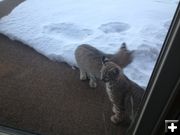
[100,56,122,82]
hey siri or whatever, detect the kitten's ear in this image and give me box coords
[102,56,109,64]
[120,42,127,49]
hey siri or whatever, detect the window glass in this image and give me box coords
[0,0,179,135]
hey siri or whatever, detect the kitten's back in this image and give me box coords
[75,44,104,78]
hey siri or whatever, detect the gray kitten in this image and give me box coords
[75,43,134,88]
[100,56,144,125]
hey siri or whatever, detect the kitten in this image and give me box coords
[75,43,134,88]
[100,56,144,125]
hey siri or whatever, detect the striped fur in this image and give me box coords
[100,58,144,125]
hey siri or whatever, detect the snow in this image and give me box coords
[0,0,178,87]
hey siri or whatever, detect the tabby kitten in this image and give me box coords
[75,43,134,88]
[100,56,144,125]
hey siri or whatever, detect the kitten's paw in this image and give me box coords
[89,81,97,88]
[111,113,131,126]
[80,71,87,80]
[111,115,120,124]
[80,75,87,80]
[112,106,117,113]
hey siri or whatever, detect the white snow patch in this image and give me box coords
[0,0,178,87]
